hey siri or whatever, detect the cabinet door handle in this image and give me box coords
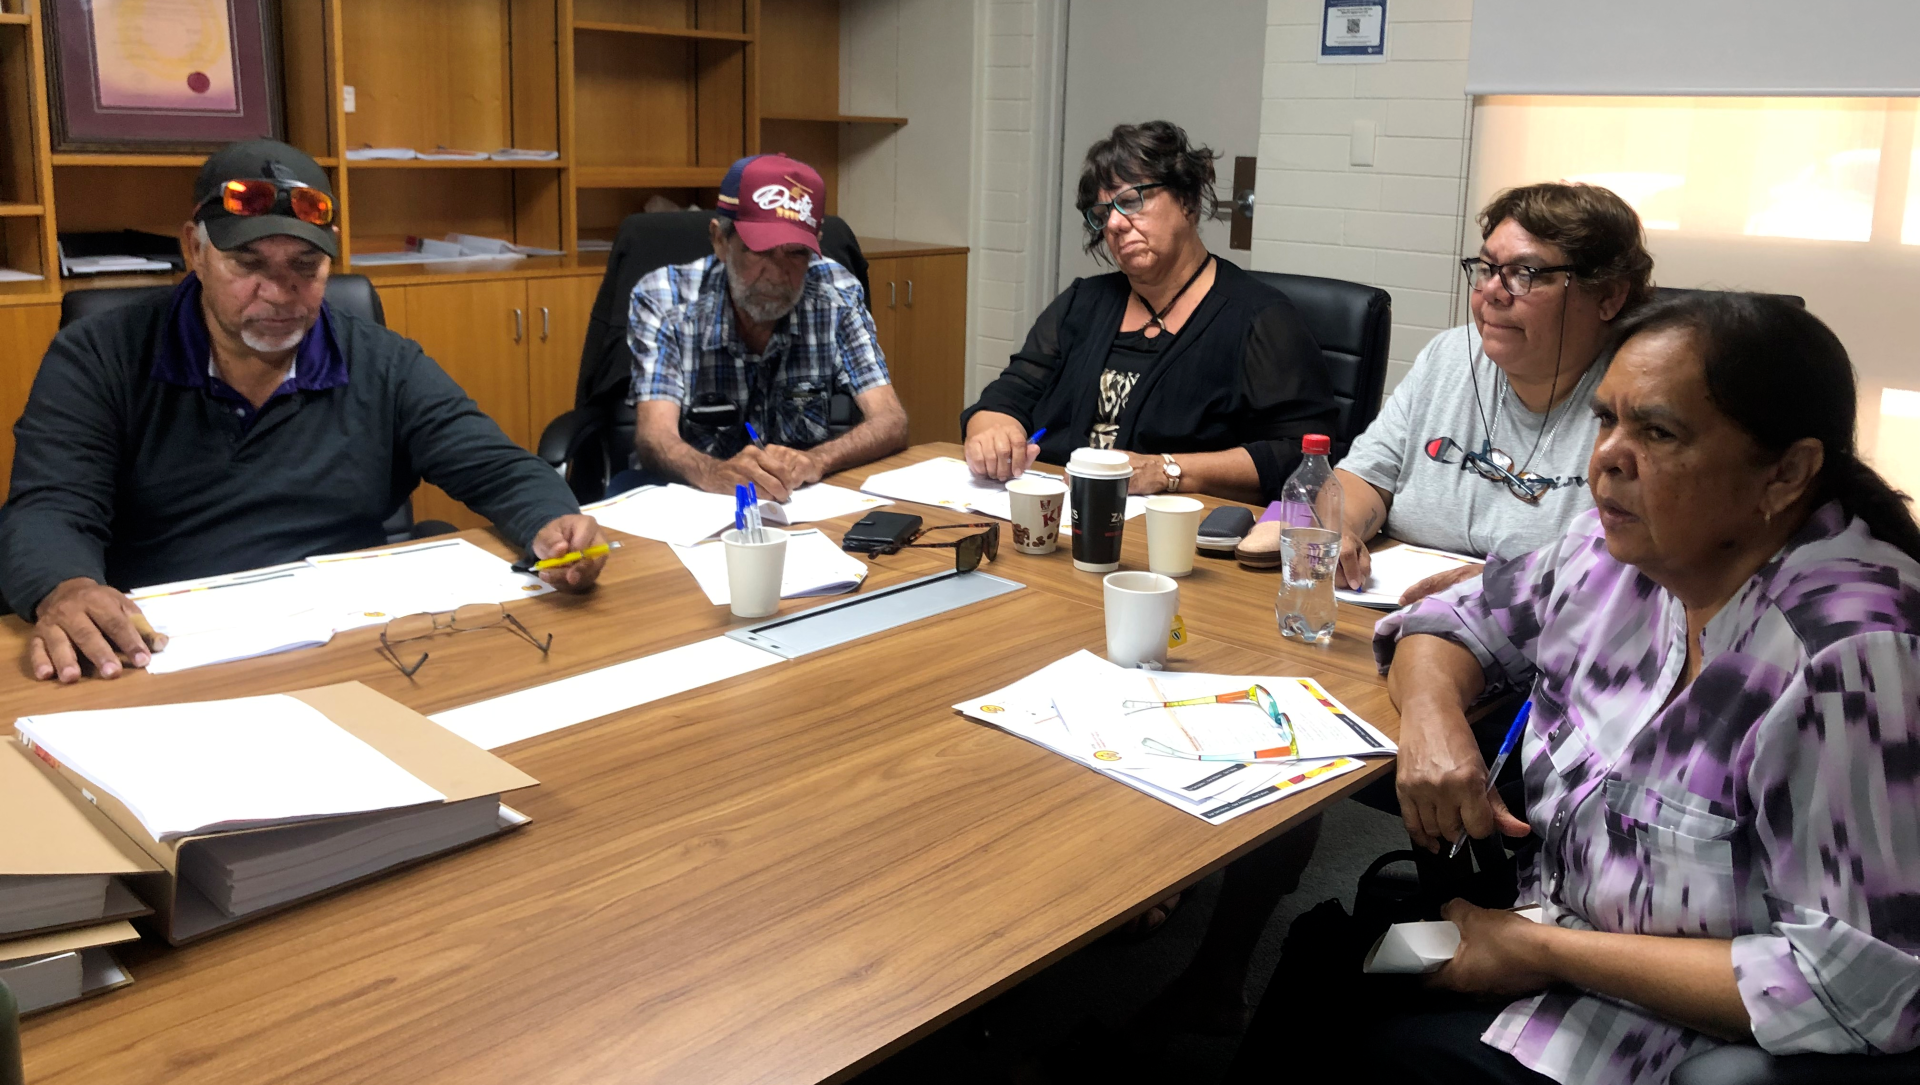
[540,307,550,341]
[888,280,896,308]
[906,280,914,307]
[513,308,523,342]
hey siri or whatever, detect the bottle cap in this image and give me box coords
[1301,434,1331,456]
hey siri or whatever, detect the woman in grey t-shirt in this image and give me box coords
[1333,182,1654,602]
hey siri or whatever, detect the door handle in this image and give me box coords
[513,308,523,342]
[888,280,896,308]
[540,307,550,341]
[906,280,914,307]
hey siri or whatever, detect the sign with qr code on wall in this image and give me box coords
[1320,0,1386,64]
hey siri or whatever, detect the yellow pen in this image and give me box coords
[513,541,619,573]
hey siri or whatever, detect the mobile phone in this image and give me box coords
[841,510,924,555]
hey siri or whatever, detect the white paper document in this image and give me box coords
[345,146,416,160]
[861,456,1146,527]
[955,651,1390,824]
[586,482,889,547]
[132,563,337,675]
[670,528,868,607]
[306,537,553,629]
[1364,907,1544,974]
[1335,543,1482,609]
[430,635,784,749]
[15,694,447,842]
[130,540,549,675]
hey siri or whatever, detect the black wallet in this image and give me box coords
[1197,506,1256,555]
[841,511,924,555]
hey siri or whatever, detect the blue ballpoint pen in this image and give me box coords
[733,484,748,533]
[1028,426,1047,445]
[745,421,766,448]
[1448,698,1533,859]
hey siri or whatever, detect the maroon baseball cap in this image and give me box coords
[716,153,823,253]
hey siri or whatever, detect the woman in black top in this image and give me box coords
[961,121,1337,503]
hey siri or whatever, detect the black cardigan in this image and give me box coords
[960,258,1338,500]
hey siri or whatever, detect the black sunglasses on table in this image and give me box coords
[874,522,1001,573]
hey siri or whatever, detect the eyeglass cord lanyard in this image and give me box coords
[1466,280,1572,478]
[1133,253,1213,337]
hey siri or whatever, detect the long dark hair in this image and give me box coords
[1604,291,1920,562]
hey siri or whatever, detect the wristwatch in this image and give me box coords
[1161,453,1183,493]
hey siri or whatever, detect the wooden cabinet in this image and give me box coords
[390,273,598,530]
[527,275,602,439]
[864,244,968,445]
[0,301,58,498]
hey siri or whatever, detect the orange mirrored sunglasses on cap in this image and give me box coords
[198,177,335,227]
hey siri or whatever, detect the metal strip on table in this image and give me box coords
[727,569,1024,658]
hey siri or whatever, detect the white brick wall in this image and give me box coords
[1254,0,1474,393]
[966,0,1064,400]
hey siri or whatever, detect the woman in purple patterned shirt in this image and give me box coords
[1238,292,1920,1084]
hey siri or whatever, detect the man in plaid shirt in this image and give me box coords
[629,154,908,501]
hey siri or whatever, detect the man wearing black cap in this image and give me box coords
[0,139,606,684]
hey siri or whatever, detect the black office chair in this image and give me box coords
[537,210,871,504]
[1673,1044,1920,1085]
[56,274,433,541]
[1246,270,1392,462]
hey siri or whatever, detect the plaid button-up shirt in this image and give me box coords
[627,254,887,453]
[1377,504,1920,1085]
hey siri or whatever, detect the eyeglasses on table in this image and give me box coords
[872,521,1001,573]
[378,603,552,677]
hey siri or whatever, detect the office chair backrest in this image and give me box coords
[51,274,413,539]
[1246,270,1393,460]
[58,273,388,329]
[572,210,872,415]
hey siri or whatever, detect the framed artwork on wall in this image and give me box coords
[44,0,283,153]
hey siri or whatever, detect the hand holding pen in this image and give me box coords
[961,413,1046,482]
[1447,700,1534,859]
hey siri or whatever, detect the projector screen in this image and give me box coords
[1467,2,1920,98]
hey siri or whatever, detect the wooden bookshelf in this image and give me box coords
[0,0,963,517]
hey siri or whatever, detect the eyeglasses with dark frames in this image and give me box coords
[1084,183,1166,230]
[1424,436,1554,503]
[378,603,552,678]
[1459,257,1577,297]
[884,521,1001,573]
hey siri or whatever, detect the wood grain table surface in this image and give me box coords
[10,443,1400,1085]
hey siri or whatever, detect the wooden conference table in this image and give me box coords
[8,443,1400,1085]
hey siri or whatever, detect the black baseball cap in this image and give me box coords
[192,139,339,258]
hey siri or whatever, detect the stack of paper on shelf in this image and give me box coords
[0,922,139,1015]
[14,682,537,944]
[0,743,159,939]
[955,651,1395,824]
[1335,543,1483,609]
[861,456,1146,527]
[130,538,551,675]
[670,529,869,606]
[586,482,890,547]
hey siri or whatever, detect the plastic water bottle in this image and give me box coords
[1276,434,1342,643]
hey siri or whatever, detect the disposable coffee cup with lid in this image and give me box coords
[1067,448,1133,573]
